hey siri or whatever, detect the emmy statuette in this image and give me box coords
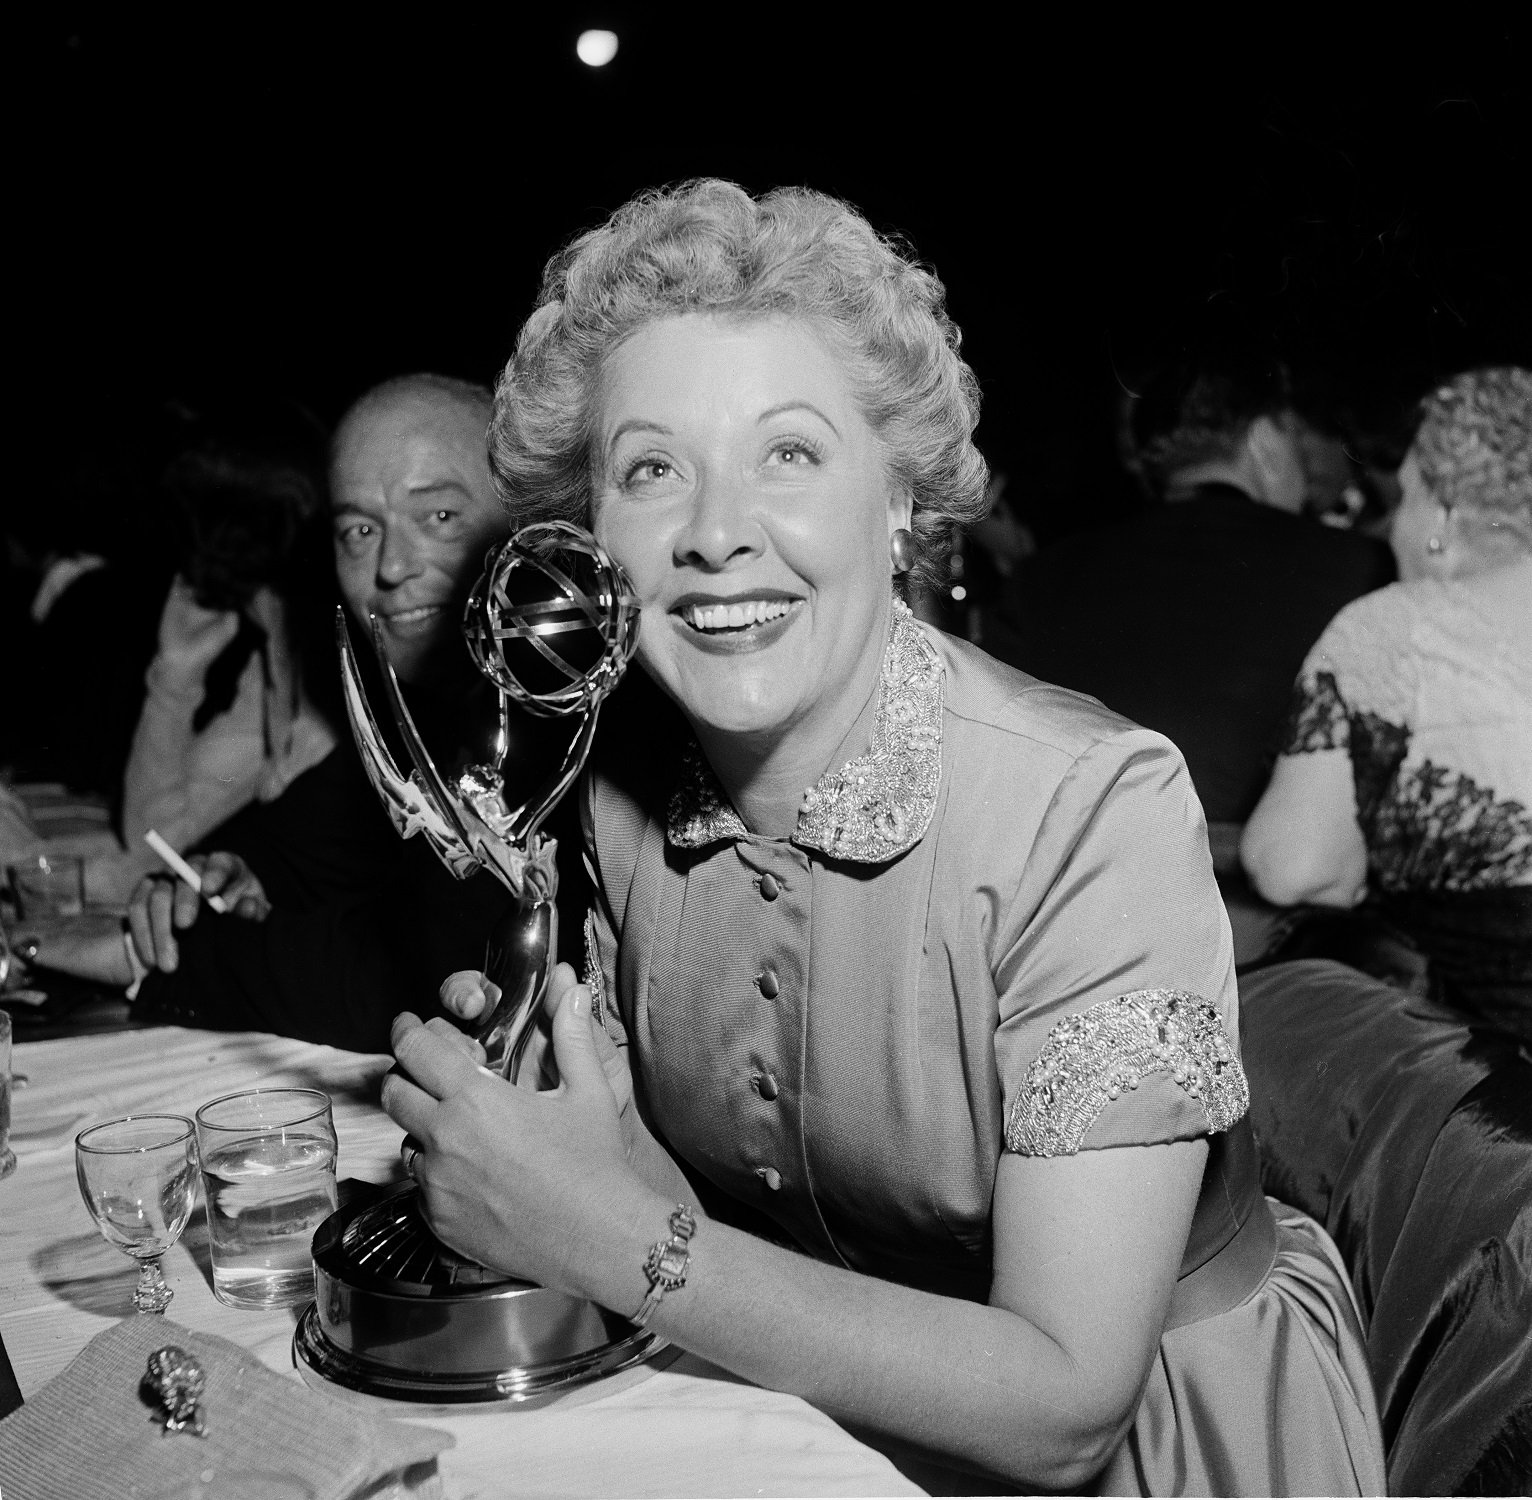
[294,522,657,1405]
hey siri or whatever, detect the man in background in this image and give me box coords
[17,373,579,1048]
[981,351,1396,831]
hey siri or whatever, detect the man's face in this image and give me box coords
[330,395,507,683]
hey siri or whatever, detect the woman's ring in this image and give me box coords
[401,1140,422,1180]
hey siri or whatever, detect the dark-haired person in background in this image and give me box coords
[980,351,1395,954]
[89,403,341,903]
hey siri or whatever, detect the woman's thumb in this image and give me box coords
[550,974,605,1093]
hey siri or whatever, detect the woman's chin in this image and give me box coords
[680,692,800,744]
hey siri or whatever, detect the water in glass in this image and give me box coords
[196,1088,337,1309]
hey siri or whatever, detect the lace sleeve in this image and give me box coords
[1279,669,1350,755]
[1005,990,1248,1157]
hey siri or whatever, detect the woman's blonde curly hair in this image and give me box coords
[488,179,988,586]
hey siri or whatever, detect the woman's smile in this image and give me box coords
[675,593,800,642]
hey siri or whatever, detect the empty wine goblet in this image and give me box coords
[75,1114,199,1313]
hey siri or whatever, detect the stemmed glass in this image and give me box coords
[75,1115,199,1313]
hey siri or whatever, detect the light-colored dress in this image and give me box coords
[584,604,1385,1495]
[1283,559,1532,894]
[1279,561,1532,1039]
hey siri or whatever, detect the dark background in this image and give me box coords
[13,11,1531,549]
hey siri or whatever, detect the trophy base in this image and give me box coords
[298,1183,668,1404]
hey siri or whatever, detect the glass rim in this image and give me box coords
[75,1113,196,1154]
[194,1086,333,1132]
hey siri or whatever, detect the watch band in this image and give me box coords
[631,1204,697,1328]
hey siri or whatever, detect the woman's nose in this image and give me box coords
[676,470,762,570]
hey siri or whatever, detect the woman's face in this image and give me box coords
[1390,448,1442,581]
[591,314,911,749]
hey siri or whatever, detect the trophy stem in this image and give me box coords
[518,710,601,848]
[478,891,558,1082]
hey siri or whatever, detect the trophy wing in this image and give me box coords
[367,617,543,896]
[336,609,481,880]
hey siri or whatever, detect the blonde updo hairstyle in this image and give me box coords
[1412,366,1532,560]
[488,179,988,587]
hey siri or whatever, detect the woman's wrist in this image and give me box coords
[573,1177,680,1322]
[630,1203,699,1327]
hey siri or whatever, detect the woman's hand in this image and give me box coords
[382,965,652,1292]
[439,964,635,1112]
[126,852,269,973]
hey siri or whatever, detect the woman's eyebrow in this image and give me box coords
[758,401,841,438]
[603,419,673,462]
[607,419,672,447]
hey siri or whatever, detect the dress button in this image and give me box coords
[756,1166,783,1191]
[752,1071,780,1101]
[756,967,780,999]
[759,873,780,901]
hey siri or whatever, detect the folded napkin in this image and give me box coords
[0,1315,452,1500]
[0,1330,21,1421]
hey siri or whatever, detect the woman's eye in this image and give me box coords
[767,439,822,468]
[623,458,675,486]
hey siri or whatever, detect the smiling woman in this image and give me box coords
[592,316,911,829]
[381,181,1387,1494]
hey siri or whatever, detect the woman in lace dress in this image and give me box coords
[381,181,1384,1494]
[1243,368,1532,1043]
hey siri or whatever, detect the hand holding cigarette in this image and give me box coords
[144,830,231,913]
[128,842,273,975]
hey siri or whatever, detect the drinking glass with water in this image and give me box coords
[194,1088,338,1309]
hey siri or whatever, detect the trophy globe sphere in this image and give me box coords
[464,521,639,717]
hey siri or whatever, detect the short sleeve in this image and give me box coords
[994,730,1245,1157]
[1281,588,1414,757]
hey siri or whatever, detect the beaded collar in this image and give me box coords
[666,600,944,863]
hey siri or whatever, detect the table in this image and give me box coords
[1,1027,921,1498]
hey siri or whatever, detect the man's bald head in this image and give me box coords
[331,373,494,487]
[330,373,509,682]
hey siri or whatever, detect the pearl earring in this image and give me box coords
[890,528,915,575]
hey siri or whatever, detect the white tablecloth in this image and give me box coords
[1,1027,920,1498]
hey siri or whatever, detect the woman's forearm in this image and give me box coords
[568,1182,1138,1490]
[388,1001,1181,1490]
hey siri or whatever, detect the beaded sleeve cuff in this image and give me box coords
[1005,989,1248,1157]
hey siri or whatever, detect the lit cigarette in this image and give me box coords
[144,830,230,913]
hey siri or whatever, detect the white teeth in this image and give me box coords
[389,606,441,624]
[684,600,792,631]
